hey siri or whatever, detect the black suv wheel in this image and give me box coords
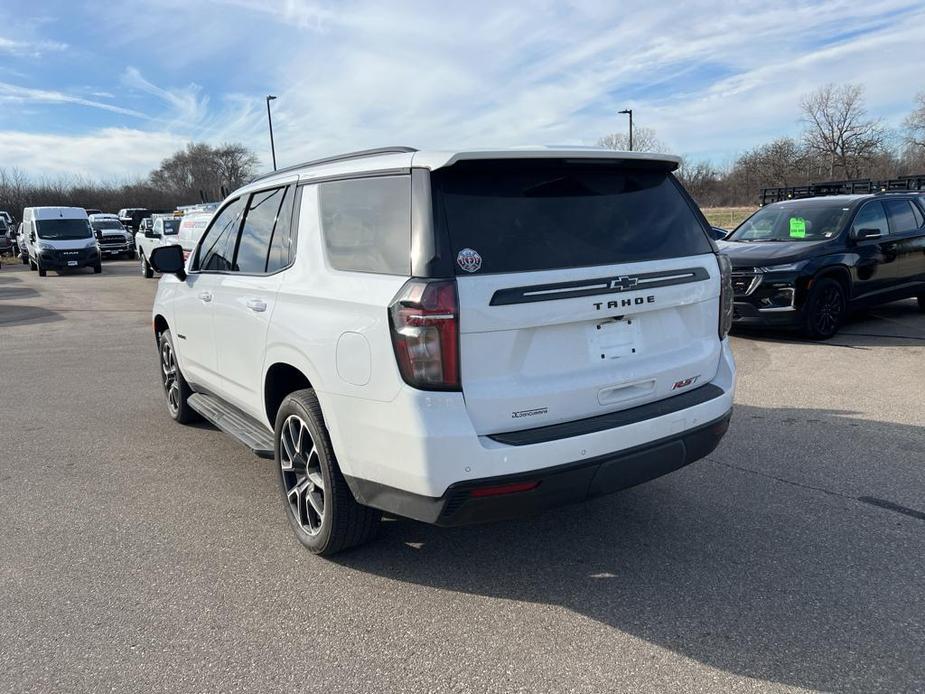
[275,389,381,555]
[802,278,845,340]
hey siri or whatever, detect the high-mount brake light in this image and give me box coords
[388,279,460,391]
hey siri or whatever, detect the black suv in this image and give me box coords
[720,193,925,338]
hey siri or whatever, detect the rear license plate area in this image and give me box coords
[67,260,78,266]
[588,317,640,361]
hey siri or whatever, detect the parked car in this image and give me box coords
[16,223,28,263]
[22,206,101,276]
[89,213,134,259]
[719,193,925,338]
[176,211,212,261]
[118,208,157,233]
[0,211,13,226]
[137,216,181,278]
[146,146,736,555]
[0,218,12,256]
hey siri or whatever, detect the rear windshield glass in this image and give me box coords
[36,219,92,240]
[432,161,711,274]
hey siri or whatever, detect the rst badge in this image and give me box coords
[456,248,482,273]
[671,375,700,390]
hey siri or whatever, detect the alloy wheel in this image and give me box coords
[279,415,326,536]
[160,340,180,415]
[814,285,843,336]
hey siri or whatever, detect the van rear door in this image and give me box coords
[431,159,722,436]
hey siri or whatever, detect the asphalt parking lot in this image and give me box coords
[1,259,923,693]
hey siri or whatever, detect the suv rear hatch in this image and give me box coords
[430,159,723,436]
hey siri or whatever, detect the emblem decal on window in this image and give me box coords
[456,248,482,273]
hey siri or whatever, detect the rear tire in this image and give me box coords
[801,278,845,340]
[158,329,199,424]
[37,260,46,277]
[275,389,381,555]
[21,253,28,265]
[141,253,153,278]
[93,262,102,274]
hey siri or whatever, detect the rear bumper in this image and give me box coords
[327,339,736,515]
[346,410,731,526]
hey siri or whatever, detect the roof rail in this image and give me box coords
[250,146,418,185]
[759,174,925,205]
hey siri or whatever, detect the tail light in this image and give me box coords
[718,253,734,339]
[389,279,460,391]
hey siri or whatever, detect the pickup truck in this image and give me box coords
[137,216,181,278]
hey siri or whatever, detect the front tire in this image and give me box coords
[916,294,924,313]
[37,259,46,277]
[158,329,199,424]
[141,253,153,278]
[20,253,28,265]
[28,256,36,271]
[802,278,845,340]
[275,389,381,555]
[93,262,102,274]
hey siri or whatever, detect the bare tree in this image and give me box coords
[800,83,886,179]
[597,126,666,153]
[902,92,925,157]
[149,142,258,201]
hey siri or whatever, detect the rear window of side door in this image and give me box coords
[883,198,925,287]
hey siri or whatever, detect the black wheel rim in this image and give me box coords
[814,286,843,335]
[279,415,325,536]
[160,340,180,415]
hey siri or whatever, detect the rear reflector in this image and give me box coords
[469,481,540,498]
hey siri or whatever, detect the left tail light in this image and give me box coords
[718,253,734,340]
[388,279,460,391]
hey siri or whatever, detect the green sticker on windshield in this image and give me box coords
[789,217,806,238]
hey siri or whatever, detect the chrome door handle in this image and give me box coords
[198,291,212,302]
[246,298,267,312]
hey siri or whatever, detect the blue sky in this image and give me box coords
[0,0,923,179]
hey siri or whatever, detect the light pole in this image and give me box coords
[619,108,633,151]
[266,95,278,171]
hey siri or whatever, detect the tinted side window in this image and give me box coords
[235,187,286,273]
[320,176,411,275]
[198,197,245,271]
[912,200,925,228]
[883,200,919,233]
[852,202,888,237]
[267,185,297,273]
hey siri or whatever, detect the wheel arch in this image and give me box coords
[264,362,314,429]
[811,265,852,300]
[153,314,169,344]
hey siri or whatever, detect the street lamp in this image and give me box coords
[266,95,278,171]
[619,108,633,151]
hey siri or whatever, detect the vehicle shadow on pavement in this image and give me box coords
[0,286,40,300]
[732,299,925,348]
[335,404,925,692]
[0,304,62,327]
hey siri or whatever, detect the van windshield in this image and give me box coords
[36,219,93,240]
[432,160,712,274]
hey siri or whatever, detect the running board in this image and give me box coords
[187,393,275,459]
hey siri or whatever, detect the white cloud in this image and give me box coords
[0,36,67,57]
[0,81,148,118]
[7,0,925,177]
[0,128,186,180]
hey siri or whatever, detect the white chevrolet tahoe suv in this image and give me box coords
[148,146,736,555]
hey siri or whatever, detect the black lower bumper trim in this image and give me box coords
[488,383,724,446]
[345,410,732,527]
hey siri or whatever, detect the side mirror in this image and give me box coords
[710,226,729,241]
[149,244,186,279]
[853,227,882,241]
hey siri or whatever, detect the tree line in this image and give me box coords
[0,142,258,219]
[599,83,925,207]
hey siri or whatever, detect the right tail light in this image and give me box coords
[718,253,734,339]
[388,279,460,391]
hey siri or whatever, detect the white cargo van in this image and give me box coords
[176,212,212,261]
[22,207,101,276]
